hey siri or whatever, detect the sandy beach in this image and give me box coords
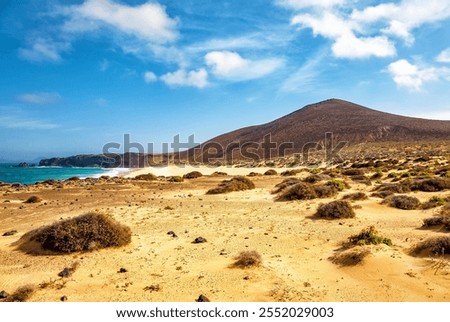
[1,157,449,302]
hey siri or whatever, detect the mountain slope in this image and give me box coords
[185,99,450,162]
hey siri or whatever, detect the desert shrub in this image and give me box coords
[314,200,355,219]
[210,171,228,176]
[329,247,371,266]
[4,285,35,302]
[264,169,277,176]
[134,173,157,181]
[384,195,421,210]
[280,169,302,176]
[303,174,331,183]
[374,181,412,194]
[411,236,450,256]
[24,196,42,203]
[350,175,372,185]
[370,168,383,179]
[326,179,347,191]
[276,182,317,201]
[421,196,447,209]
[411,178,450,192]
[347,226,392,246]
[231,251,262,268]
[168,176,184,182]
[27,212,131,253]
[342,192,368,201]
[183,171,203,179]
[313,184,338,198]
[271,178,301,194]
[206,176,255,194]
[422,216,450,230]
[247,172,262,177]
[342,169,365,176]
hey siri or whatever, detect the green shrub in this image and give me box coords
[348,226,392,246]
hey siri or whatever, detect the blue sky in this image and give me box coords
[1,0,450,161]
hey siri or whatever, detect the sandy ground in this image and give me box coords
[0,164,449,302]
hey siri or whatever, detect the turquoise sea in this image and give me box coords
[0,163,119,185]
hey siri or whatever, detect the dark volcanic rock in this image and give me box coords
[196,294,210,302]
[39,152,155,168]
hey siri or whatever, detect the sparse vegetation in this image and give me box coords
[4,285,35,302]
[231,251,262,268]
[411,178,450,192]
[314,200,356,219]
[168,176,184,182]
[342,169,365,176]
[383,195,421,210]
[206,176,255,194]
[342,192,368,201]
[326,179,347,191]
[272,178,301,194]
[421,196,447,209]
[347,226,392,246]
[276,182,317,201]
[264,169,277,176]
[280,169,302,176]
[329,247,371,266]
[24,195,42,203]
[313,184,338,198]
[411,236,450,256]
[303,174,331,183]
[183,171,203,179]
[25,212,131,253]
[134,173,157,181]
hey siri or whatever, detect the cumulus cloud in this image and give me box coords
[144,71,157,83]
[205,51,283,81]
[437,48,450,63]
[388,59,439,91]
[16,92,61,105]
[160,69,208,89]
[287,0,450,59]
[62,0,178,44]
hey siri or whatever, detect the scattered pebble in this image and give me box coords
[0,290,9,299]
[2,230,17,236]
[196,294,210,302]
[143,285,160,292]
[167,231,178,238]
[118,268,128,273]
[60,295,68,302]
[193,237,207,244]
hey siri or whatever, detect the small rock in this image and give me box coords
[58,267,74,278]
[2,230,17,236]
[193,237,207,244]
[60,296,68,302]
[196,294,210,302]
[118,268,128,273]
[0,290,9,299]
[167,231,178,238]
[143,284,160,292]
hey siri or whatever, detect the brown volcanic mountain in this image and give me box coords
[184,99,450,163]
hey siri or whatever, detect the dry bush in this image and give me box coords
[303,174,331,183]
[264,169,277,176]
[411,178,450,192]
[383,195,421,210]
[326,179,348,191]
[342,192,368,201]
[24,196,42,203]
[247,172,262,177]
[350,175,372,185]
[421,196,447,209]
[134,173,157,181]
[370,191,394,198]
[168,176,184,182]
[411,236,450,256]
[329,247,371,266]
[210,171,228,176]
[272,178,301,194]
[25,212,131,253]
[280,169,302,176]
[4,285,35,302]
[183,171,203,179]
[206,176,255,194]
[347,226,392,246]
[314,200,355,219]
[276,182,317,201]
[342,169,365,176]
[422,216,450,230]
[374,181,412,194]
[231,251,262,268]
[313,184,338,198]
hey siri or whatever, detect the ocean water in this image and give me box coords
[0,163,127,185]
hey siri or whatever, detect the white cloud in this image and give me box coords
[280,53,325,92]
[160,69,208,89]
[437,48,450,63]
[62,0,178,44]
[144,71,157,83]
[16,92,61,105]
[388,59,439,91]
[277,0,346,9]
[205,51,283,81]
[19,38,69,63]
[332,34,396,59]
[95,98,108,107]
